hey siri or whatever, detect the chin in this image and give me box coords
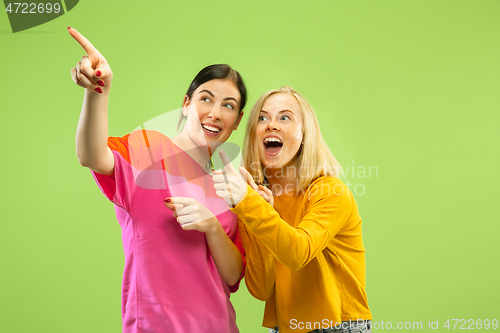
[261,158,281,169]
[207,140,223,150]
[208,134,228,146]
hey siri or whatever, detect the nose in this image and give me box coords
[207,106,221,120]
[266,118,280,131]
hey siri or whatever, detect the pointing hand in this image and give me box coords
[68,27,113,93]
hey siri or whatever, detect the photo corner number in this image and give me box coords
[4,1,79,33]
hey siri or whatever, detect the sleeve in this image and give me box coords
[239,218,276,301]
[227,223,247,293]
[91,134,134,210]
[92,129,166,209]
[231,178,352,271]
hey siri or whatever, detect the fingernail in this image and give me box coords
[165,198,171,203]
[97,80,105,87]
[67,27,71,31]
[95,87,103,93]
[95,70,102,77]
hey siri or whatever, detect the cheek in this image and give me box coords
[186,106,202,125]
[191,102,210,120]
[196,105,207,119]
[288,137,302,153]
[224,113,239,128]
[256,126,267,144]
[284,127,303,150]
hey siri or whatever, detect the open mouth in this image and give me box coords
[263,137,283,155]
[201,124,222,135]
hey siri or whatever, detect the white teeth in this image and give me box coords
[264,137,283,144]
[202,124,221,133]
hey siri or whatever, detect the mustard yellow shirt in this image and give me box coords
[232,176,371,333]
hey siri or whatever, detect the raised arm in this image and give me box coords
[69,27,114,175]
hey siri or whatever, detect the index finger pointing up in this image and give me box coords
[218,149,236,173]
[68,27,98,55]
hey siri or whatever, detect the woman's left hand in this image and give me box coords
[212,150,249,207]
[238,166,274,207]
[164,197,219,234]
[256,185,274,207]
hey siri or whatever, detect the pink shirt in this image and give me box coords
[91,130,245,333]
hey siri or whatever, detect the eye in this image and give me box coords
[224,103,235,109]
[280,115,290,121]
[258,115,267,122]
[201,97,210,102]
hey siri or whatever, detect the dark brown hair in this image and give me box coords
[178,64,247,129]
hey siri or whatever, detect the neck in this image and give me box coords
[265,162,300,196]
[171,130,213,171]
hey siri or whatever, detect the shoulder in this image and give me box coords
[305,176,349,199]
[116,130,174,154]
[302,177,357,215]
[108,129,170,146]
[108,130,173,165]
[127,129,171,146]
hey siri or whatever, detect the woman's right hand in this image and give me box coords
[68,27,113,94]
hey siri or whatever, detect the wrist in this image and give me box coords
[205,217,222,237]
[85,82,111,96]
[235,184,250,207]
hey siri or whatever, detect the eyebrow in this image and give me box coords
[260,109,294,114]
[199,89,239,105]
[199,89,214,97]
[224,97,238,104]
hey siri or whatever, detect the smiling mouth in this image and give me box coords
[201,124,222,134]
[263,137,283,155]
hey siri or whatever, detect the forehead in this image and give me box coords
[194,79,240,99]
[262,93,300,113]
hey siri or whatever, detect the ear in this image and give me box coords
[233,111,244,130]
[182,95,190,116]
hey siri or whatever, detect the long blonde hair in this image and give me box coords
[243,86,341,192]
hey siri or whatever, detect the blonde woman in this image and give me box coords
[213,87,372,333]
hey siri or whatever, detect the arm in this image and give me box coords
[76,88,114,175]
[232,178,352,271]
[239,219,276,301]
[164,198,244,287]
[69,27,114,175]
[205,220,244,287]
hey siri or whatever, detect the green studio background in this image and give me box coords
[1,1,499,332]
